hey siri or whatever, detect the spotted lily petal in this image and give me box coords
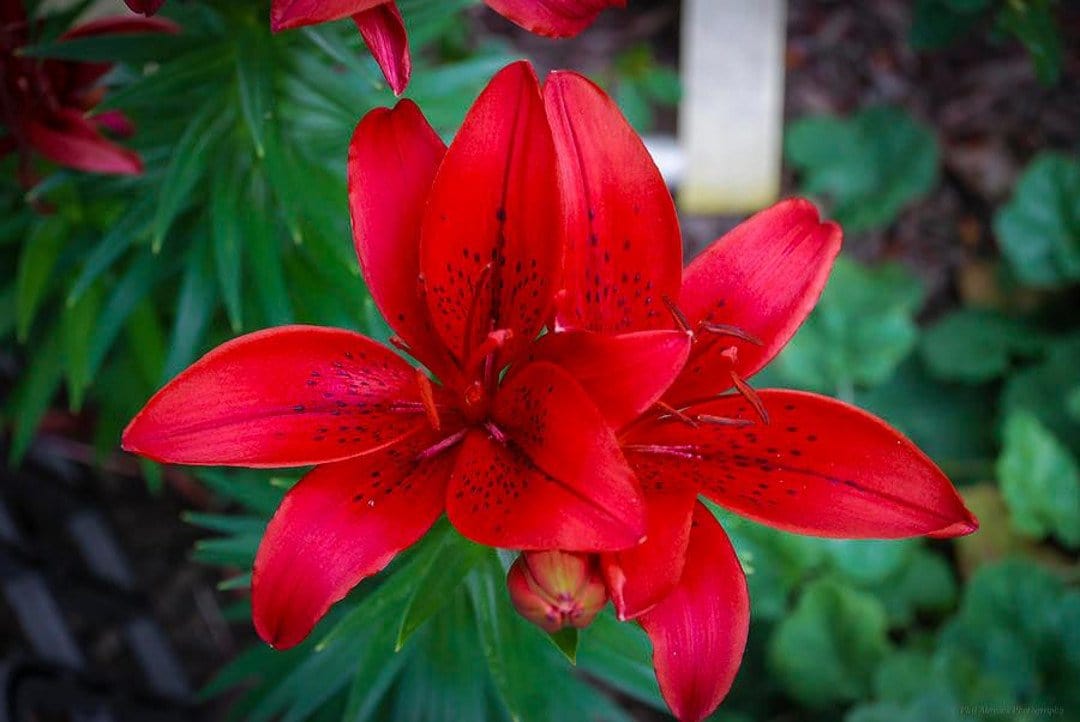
[122,326,435,467]
[420,61,561,369]
[252,430,455,648]
[626,390,979,538]
[544,70,682,334]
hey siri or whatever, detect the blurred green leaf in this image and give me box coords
[67,198,152,307]
[769,579,892,707]
[15,216,65,341]
[61,282,101,411]
[775,257,923,394]
[577,613,665,710]
[210,165,245,332]
[994,152,1080,287]
[1002,334,1080,457]
[21,32,197,63]
[6,329,63,464]
[940,559,1080,710]
[88,253,163,378]
[547,628,579,665]
[163,241,216,379]
[996,0,1064,85]
[909,0,985,49]
[921,309,1046,382]
[786,107,939,232]
[235,29,273,159]
[825,540,915,586]
[997,412,1080,548]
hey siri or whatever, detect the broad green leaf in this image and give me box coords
[395,527,487,649]
[15,216,66,341]
[1002,334,1080,457]
[61,282,101,411]
[864,548,959,627]
[785,107,939,232]
[994,152,1080,287]
[845,693,965,722]
[997,412,1080,548]
[775,257,923,394]
[856,358,997,478]
[769,578,892,707]
[921,308,1046,382]
[940,559,1080,709]
[824,539,915,586]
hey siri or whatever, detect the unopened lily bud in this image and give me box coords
[507,550,607,633]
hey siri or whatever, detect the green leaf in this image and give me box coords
[775,257,923,394]
[909,0,984,49]
[997,412,1080,548]
[20,32,196,63]
[824,539,915,586]
[921,308,1046,382]
[1002,334,1080,457]
[235,30,273,158]
[152,101,227,252]
[162,242,216,380]
[546,627,579,665]
[996,0,1064,85]
[994,152,1080,287]
[940,559,1080,709]
[88,253,163,379]
[61,282,101,411]
[576,612,665,711]
[67,198,152,307]
[786,107,939,232]
[395,527,487,650]
[769,578,892,707]
[15,216,66,341]
[210,166,245,332]
[7,329,64,464]
[97,44,233,112]
[195,468,287,516]
[125,299,167,390]
[856,358,997,477]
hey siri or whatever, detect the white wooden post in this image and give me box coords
[678,0,787,214]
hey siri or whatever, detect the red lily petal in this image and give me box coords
[353,3,410,95]
[123,0,166,15]
[270,0,386,30]
[639,503,749,722]
[667,199,841,404]
[26,110,142,175]
[447,429,641,551]
[484,0,625,37]
[420,61,560,368]
[544,71,682,334]
[252,430,455,649]
[601,482,696,620]
[523,329,691,429]
[626,390,979,538]
[122,326,436,468]
[348,100,454,378]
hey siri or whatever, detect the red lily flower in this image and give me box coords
[0,1,177,187]
[123,0,166,16]
[505,72,979,722]
[269,0,625,95]
[122,61,690,650]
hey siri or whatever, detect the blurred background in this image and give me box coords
[1,0,1077,720]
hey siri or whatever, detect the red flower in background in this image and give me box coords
[122,61,690,650]
[0,0,176,187]
[507,72,980,722]
[123,0,166,16]
[269,0,625,94]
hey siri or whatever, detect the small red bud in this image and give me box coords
[507,550,607,634]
